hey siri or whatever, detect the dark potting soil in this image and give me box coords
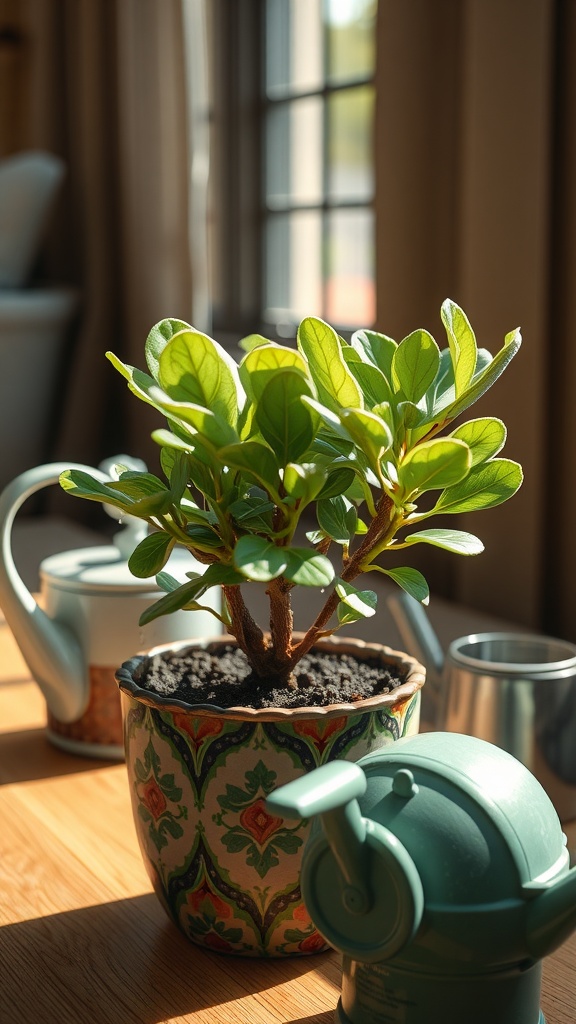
[135,643,405,710]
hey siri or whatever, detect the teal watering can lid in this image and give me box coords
[359,732,567,886]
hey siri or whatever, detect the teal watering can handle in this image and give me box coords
[267,761,373,912]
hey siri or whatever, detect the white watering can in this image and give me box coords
[0,459,221,758]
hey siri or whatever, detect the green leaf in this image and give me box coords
[335,579,377,624]
[145,318,192,379]
[402,529,484,555]
[255,369,318,466]
[128,532,175,578]
[440,327,522,422]
[282,548,335,587]
[391,330,440,403]
[233,536,288,581]
[350,328,397,378]
[239,342,310,402]
[339,408,393,467]
[238,333,272,353]
[139,563,244,625]
[158,329,243,426]
[374,566,430,605]
[343,352,394,408]
[219,441,281,493]
[440,299,477,397]
[317,496,356,545]
[106,352,162,410]
[283,463,328,504]
[228,496,275,534]
[59,469,133,513]
[316,466,356,500]
[432,458,523,514]
[398,438,471,495]
[449,417,506,466]
[150,389,238,448]
[297,316,363,412]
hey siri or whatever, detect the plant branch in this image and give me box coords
[287,492,396,668]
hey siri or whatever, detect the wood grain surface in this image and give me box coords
[0,616,574,1024]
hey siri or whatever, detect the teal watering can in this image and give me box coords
[267,732,576,1024]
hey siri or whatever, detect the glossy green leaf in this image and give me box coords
[238,333,272,353]
[343,351,394,408]
[449,417,506,466]
[139,562,243,625]
[145,318,192,379]
[441,328,522,422]
[106,352,162,410]
[375,566,430,605]
[317,496,356,545]
[297,316,363,412]
[219,441,280,493]
[432,458,523,514]
[283,463,328,504]
[402,529,484,555]
[392,330,440,402]
[228,496,275,534]
[59,469,133,512]
[239,343,310,402]
[158,329,243,426]
[350,328,397,378]
[150,389,237,448]
[398,438,471,495]
[128,532,175,578]
[317,466,356,500]
[441,299,477,397]
[282,548,335,587]
[233,535,289,581]
[339,408,393,466]
[256,369,318,466]
[335,579,377,624]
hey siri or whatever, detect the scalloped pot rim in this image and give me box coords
[115,633,426,723]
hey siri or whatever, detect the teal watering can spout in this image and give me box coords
[267,761,373,914]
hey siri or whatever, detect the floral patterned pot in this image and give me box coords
[116,634,425,957]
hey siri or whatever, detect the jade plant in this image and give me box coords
[60,299,522,689]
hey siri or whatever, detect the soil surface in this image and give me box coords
[135,643,405,710]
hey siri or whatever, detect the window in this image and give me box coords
[210,0,377,343]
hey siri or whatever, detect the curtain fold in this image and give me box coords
[375,0,570,637]
[1,0,196,483]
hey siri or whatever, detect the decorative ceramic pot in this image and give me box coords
[116,634,425,957]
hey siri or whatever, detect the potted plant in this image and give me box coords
[60,299,522,956]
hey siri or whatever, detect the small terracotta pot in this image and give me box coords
[116,634,425,957]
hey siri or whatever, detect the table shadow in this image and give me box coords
[0,893,340,1024]
[0,726,118,783]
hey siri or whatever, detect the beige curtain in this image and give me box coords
[0,0,197,482]
[375,0,576,641]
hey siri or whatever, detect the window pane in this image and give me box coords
[328,86,374,201]
[324,0,377,83]
[265,211,322,321]
[326,208,375,327]
[266,97,323,207]
[266,0,324,96]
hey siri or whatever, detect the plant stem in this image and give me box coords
[287,492,396,669]
[222,585,270,673]
[266,577,296,687]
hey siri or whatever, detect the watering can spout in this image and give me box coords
[388,592,445,721]
[526,866,576,959]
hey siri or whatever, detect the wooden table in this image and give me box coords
[0,616,575,1024]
